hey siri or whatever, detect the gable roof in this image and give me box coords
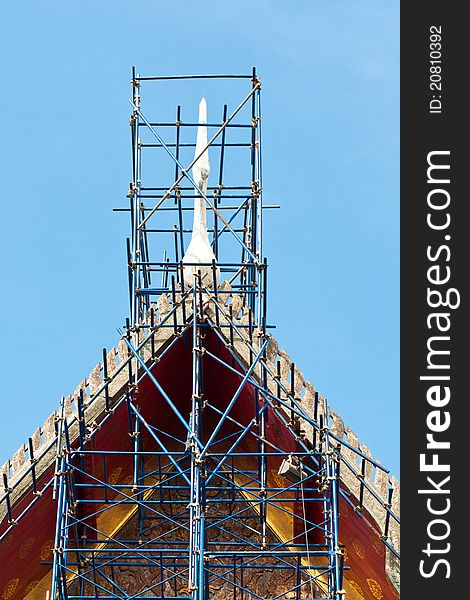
[0,282,400,599]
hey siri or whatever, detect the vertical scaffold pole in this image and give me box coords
[188,274,206,600]
[130,66,141,327]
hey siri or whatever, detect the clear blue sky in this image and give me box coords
[0,1,399,475]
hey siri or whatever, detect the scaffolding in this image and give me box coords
[125,68,266,331]
[0,69,399,600]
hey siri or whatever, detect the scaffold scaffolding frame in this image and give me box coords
[0,69,400,600]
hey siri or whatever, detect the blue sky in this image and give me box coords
[0,1,399,474]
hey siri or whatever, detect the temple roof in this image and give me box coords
[0,282,399,599]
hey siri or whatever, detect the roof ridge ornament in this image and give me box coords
[182,97,220,289]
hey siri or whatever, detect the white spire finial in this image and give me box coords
[182,97,220,289]
[192,97,210,194]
